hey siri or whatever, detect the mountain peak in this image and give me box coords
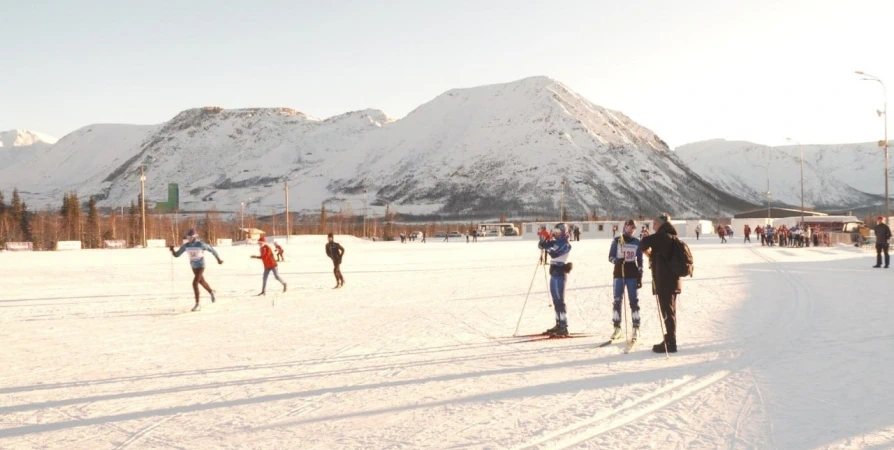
[0,129,58,148]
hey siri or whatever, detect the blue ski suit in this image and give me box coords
[539,235,572,327]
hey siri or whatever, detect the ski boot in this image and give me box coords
[283,283,288,293]
[610,325,623,341]
[257,291,266,296]
[191,303,201,312]
[631,327,640,342]
[210,291,216,303]
[543,322,562,336]
[549,325,569,337]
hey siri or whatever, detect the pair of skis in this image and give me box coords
[596,335,638,354]
[500,332,638,352]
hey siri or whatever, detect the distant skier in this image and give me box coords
[274,241,285,262]
[612,224,619,238]
[539,223,573,336]
[756,225,765,246]
[640,225,650,240]
[252,236,287,296]
[695,223,702,240]
[169,229,223,312]
[873,216,891,268]
[766,225,776,246]
[573,225,581,241]
[717,225,727,243]
[325,233,346,288]
[421,231,426,243]
[608,219,643,343]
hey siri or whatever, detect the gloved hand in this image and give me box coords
[609,257,617,264]
[218,259,224,265]
[637,277,643,289]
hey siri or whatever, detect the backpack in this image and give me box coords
[667,236,694,278]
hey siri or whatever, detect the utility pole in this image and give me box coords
[560,178,566,222]
[140,165,147,247]
[363,189,368,238]
[856,71,889,221]
[284,180,290,244]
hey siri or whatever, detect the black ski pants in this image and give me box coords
[877,244,890,267]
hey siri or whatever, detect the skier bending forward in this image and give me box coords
[170,229,223,311]
[539,223,573,336]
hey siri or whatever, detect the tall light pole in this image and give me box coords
[750,161,771,223]
[856,71,889,221]
[140,165,147,248]
[284,180,290,243]
[363,189,368,238]
[786,137,805,226]
[559,178,566,222]
[240,201,245,237]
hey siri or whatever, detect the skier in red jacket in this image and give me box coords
[251,236,287,296]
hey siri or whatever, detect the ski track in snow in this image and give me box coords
[1,236,893,449]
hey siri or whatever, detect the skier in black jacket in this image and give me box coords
[325,233,346,288]
[873,216,891,268]
[639,213,682,353]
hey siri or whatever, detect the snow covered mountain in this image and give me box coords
[0,77,754,218]
[675,139,888,209]
[0,129,57,169]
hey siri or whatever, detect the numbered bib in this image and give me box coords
[616,243,638,262]
[187,248,204,262]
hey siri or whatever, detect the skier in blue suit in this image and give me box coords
[170,229,223,311]
[608,219,644,342]
[538,223,573,336]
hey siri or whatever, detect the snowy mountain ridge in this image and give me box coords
[1,77,754,217]
[675,139,888,209]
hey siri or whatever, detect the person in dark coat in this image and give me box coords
[325,233,346,288]
[639,213,682,353]
[873,216,891,268]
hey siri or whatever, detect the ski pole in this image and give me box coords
[543,262,551,307]
[655,294,669,358]
[622,262,628,344]
[514,259,542,336]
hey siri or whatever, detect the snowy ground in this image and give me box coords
[1,236,893,449]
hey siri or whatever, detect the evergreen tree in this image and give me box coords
[0,190,6,245]
[128,201,138,246]
[86,196,99,248]
[319,204,328,233]
[19,201,32,242]
[10,189,23,241]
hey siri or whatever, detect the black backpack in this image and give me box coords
[667,236,694,278]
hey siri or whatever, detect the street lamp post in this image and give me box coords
[856,71,889,221]
[560,178,566,222]
[140,165,147,248]
[363,189,368,238]
[786,137,805,226]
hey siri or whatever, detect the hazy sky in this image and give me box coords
[3,0,892,148]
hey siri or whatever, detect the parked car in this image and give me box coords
[484,230,501,237]
[503,228,519,237]
[447,231,463,238]
[434,232,447,238]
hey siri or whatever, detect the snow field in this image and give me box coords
[1,237,892,449]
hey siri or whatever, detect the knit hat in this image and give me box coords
[655,213,671,224]
[258,236,266,243]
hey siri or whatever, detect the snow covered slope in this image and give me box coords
[0,78,753,217]
[675,139,887,209]
[2,239,892,448]
[0,129,57,169]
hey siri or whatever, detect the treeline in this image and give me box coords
[0,188,631,250]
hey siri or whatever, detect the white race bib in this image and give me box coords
[187,248,204,261]
[616,243,638,262]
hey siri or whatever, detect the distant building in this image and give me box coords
[154,183,180,212]
[733,207,826,219]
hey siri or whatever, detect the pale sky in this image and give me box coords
[3,0,892,148]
